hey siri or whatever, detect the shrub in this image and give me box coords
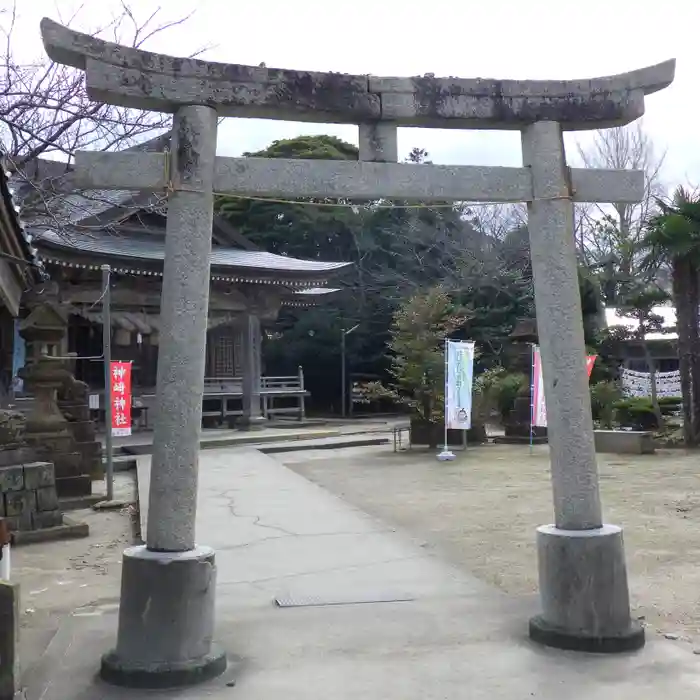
[590,381,623,429]
[613,397,661,431]
[472,366,506,425]
[657,396,682,415]
[493,372,528,422]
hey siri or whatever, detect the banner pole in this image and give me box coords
[443,338,449,453]
[102,264,114,501]
[530,343,535,457]
[438,338,455,461]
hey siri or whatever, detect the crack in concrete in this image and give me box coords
[215,528,398,552]
[219,488,299,537]
[214,488,397,551]
[217,553,426,586]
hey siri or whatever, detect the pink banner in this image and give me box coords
[532,347,596,428]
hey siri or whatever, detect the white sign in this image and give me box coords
[445,340,475,430]
[89,394,99,410]
[620,368,681,398]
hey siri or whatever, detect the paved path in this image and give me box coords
[28,447,700,699]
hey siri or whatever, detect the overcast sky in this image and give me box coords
[10,0,700,193]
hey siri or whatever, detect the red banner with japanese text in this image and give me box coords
[110,361,132,437]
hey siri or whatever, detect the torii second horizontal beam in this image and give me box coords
[73,151,644,204]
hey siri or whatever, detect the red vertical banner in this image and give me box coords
[110,361,132,437]
[586,355,597,378]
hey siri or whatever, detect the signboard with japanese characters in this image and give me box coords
[110,361,132,437]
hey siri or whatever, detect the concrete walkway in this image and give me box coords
[27,447,700,699]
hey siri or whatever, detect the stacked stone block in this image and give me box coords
[0,452,62,532]
[57,377,103,482]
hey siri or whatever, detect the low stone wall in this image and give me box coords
[593,430,656,455]
[0,451,62,532]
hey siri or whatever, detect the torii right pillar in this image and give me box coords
[522,120,645,652]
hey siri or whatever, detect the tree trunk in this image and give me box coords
[673,258,696,445]
[642,341,663,427]
[689,265,700,444]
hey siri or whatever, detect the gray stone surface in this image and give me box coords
[594,429,656,454]
[4,491,34,519]
[41,18,674,129]
[523,121,638,651]
[31,510,64,530]
[522,121,602,531]
[146,104,218,553]
[359,123,398,162]
[0,582,20,700]
[0,466,23,492]
[532,524,642,649]
[100,545,226,688]
[0,448,36,469]
[11,515,89,544]
[1,460,63,533]
[22,462,54,490]
[35,486,59,511]
[74,150,645,204]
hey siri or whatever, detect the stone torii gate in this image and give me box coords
[41,17,674,687]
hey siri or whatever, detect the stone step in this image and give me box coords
[20,601,119,700]
[259,435,390,454]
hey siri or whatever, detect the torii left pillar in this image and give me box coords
[101,106,227,687]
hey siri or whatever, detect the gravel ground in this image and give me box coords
[281,442,700,644]
[11,472,136,666]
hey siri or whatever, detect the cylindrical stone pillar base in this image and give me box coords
[237,415,267,431]
[100,546,226,689]
[529,524,644,653]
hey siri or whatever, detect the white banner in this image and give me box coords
[445,340,475,430]
[620,368,681,398]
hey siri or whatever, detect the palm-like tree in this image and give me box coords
[643,187,700,445]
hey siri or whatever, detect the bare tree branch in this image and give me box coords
[0,1,204,237]
[576,121,668,299]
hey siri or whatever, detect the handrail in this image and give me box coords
[205,366,305,390]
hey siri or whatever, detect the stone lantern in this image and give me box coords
[18,288,92,496]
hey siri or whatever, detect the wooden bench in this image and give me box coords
[593,430,656,455]
[202,368,308,424]
[14,368,309,429]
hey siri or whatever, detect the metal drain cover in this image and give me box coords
[274,592,415,608]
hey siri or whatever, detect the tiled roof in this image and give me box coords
[36,229,350,275]
[1,168,44,282]
[10,132,171,227]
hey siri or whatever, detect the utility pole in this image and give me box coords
[102,264,114,502]
[341,324,359,418]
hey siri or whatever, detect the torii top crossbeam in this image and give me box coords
[42,18,674,131]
